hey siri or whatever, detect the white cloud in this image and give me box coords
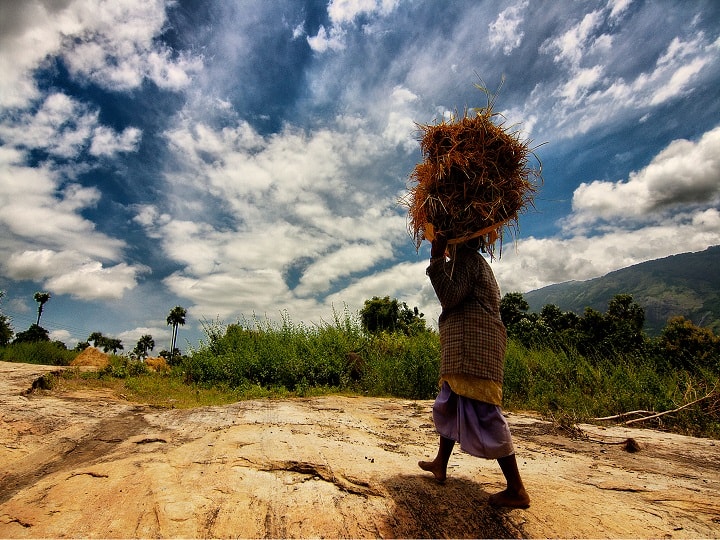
[49,329,73,344]
[488,0,529,55]
[608,0,633,20]
[382,85,420,152]
[89,126,142,157]
[555,65,603,104]
[480,126,720,296]
[60,0,201,91]
[0,0,200,106]
[0,92,142,159]
[118,326,171,351]
[568,126,720,228]
[649,57,707,106]
[0,94,93,158]
[0,1,80,109]
[494,211,720,295]
[308,0,400,52]
[307,24,346,52]
[542,10,604,67]
[529,22,719,140]
[147,106,412,324]
[327,0,400,25]
[0,146,147,300]
[5,250,146,300]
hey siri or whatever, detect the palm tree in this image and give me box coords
[33,292,51,326]
[135,334,155,359]
[166,306,187,358]
[102,337,123,354]
[88,331,105,349]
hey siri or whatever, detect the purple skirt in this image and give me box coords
[432,381,515,459]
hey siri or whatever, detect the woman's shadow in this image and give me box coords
[379,472,526,539]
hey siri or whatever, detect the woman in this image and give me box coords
[419,233,530,509]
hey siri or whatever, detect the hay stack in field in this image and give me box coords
[145,356,169,373]
[70,347,109,368]
[403,105,541,257]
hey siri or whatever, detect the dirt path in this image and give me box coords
[1,361,719,538]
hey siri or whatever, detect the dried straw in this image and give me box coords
[402,103,541,258]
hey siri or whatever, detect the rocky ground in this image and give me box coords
[1,361,719,539]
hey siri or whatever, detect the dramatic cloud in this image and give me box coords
[568,126,720,228]
[6,250,145,300]
[0,0,200,109]
[308,0,401,52]
[1,0,718,346]
[488,1,529,55]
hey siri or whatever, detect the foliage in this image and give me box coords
[132,334,155,360]
[503,292,651,357]
[360,296,428,336]
[183,308,440,399]
[503,338,719,438]
[14,324,50,343]
[184,310,365,393]
[99,355,149,378]
[0,291,13,346]
[33,291,51,326]
[0,340,78,365]
[523,245,720,336]
[86,332,124,353]
[657,316,720,372]
[500,292,530,329]
[0,314,12,346]
[359,330,440,399]
[167,306,187,360]
[3,292,719,439]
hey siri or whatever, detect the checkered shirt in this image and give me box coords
[427,247,507,384]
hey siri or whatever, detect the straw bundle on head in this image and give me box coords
[402,103,541,257]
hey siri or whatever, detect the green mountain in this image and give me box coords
[523,245,720,336]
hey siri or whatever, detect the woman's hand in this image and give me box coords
[430,234,448,258]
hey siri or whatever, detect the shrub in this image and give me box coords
[360,331,440,399]
[0,341,77,366]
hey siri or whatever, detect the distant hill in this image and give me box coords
[523,245,720,336]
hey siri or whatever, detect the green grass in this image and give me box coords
[3,312,718,438]
[504,339,719,438]
[0,341,78,365]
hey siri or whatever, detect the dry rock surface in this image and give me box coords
[1,361,719,539]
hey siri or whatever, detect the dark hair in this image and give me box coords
[463,236,485,252]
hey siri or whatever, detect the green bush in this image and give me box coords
[0,341,78,366]
[99,355,149,378]
[360,331,440,399]
[503,337,719,437]
[184,310,367,392]
[183,310,441,399]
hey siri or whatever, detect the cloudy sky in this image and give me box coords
[1,0,719,352]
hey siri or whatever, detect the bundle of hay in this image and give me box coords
[70,346,109,368]
[145,356,169,373]
[403,101,541,257]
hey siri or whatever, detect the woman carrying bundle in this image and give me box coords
[418,231,530,509]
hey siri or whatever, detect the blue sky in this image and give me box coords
[1,0,719,353]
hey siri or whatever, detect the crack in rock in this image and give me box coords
[236,458,381,496]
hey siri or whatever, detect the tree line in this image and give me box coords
[499,292,719,373]
[0,291,187,361]
[359,293,718,374]
[2,289,718,375]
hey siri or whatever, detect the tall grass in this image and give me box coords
[183,310,440,399]
[2,310,717,438]
[0,341,77,365]
[504,339,719,437]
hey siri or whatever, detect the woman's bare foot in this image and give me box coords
[418,460,446,484]
[488,488,530,509]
